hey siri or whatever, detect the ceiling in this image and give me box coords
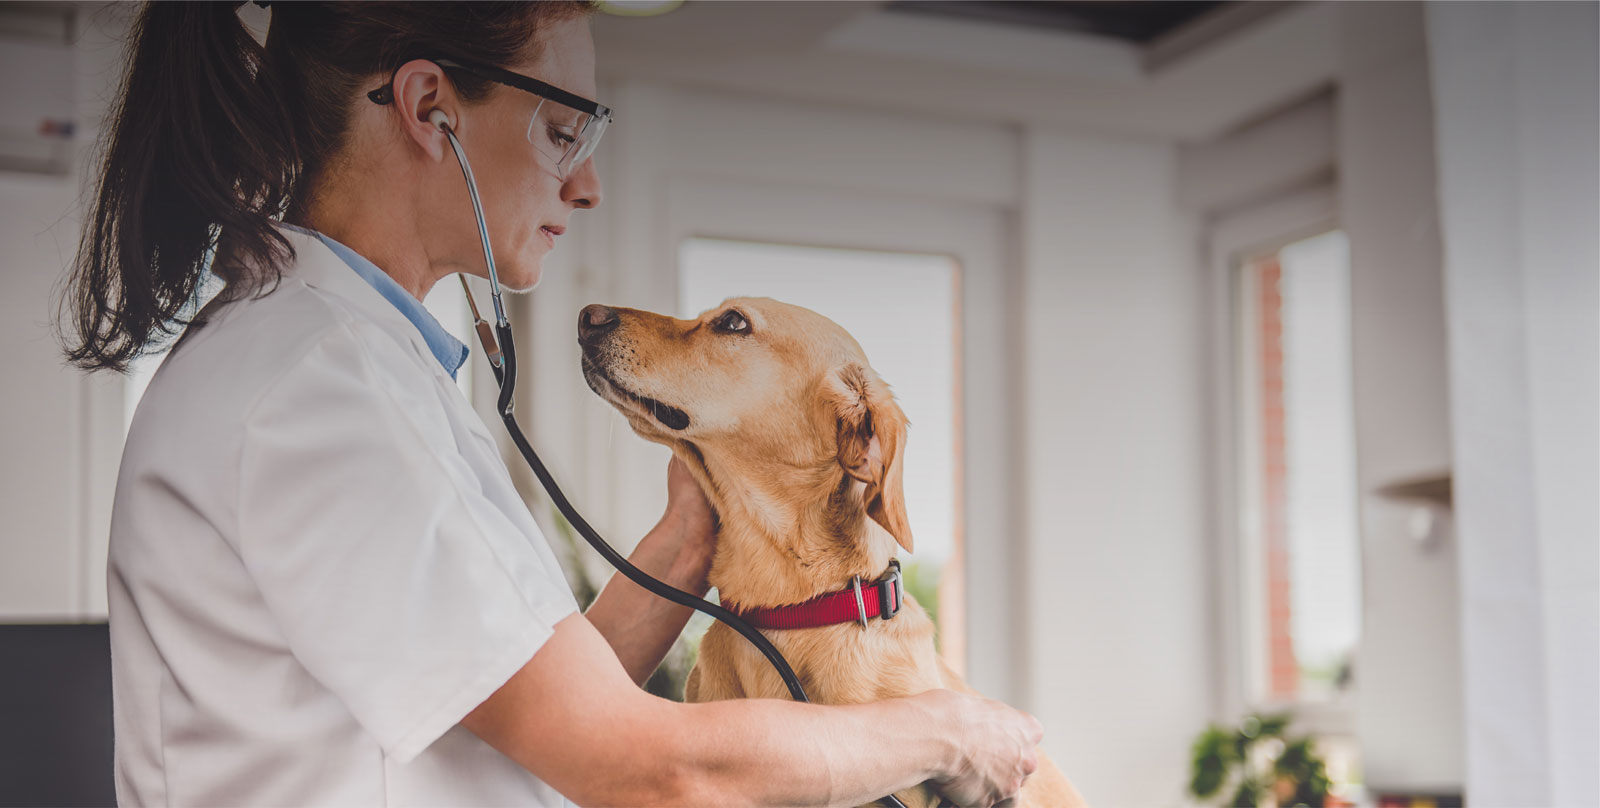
[591,0,1338,142]
[888,1,1230,44]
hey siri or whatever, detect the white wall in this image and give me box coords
[1336,2,1465,792]
[1177,92,1335,216]
[0,169,91,618]
[1020,129,1209,807]
[1427,3,1600,805]
[0,4,132,621]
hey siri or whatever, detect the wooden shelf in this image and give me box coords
[1373,472,1453,508]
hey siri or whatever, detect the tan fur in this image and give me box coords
[580,298,1087,807]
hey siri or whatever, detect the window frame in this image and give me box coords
[1204,182,1358,738]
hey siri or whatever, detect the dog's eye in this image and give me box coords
[713,309,751,334]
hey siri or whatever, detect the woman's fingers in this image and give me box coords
[922,689,1045,807]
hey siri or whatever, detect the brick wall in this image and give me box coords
[1256,257,1299,699]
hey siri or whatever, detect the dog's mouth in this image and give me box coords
[582,354,691,431]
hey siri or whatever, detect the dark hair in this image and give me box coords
[60,1,593,373]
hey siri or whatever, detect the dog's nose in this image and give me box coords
[578,304,620,343]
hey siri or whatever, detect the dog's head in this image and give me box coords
[577,297,912,556]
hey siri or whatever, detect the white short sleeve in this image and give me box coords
[236,323,578,764]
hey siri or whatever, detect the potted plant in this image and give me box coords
[1188,712,1332,808]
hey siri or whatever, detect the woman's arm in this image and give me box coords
[464,612,1042,807]
[584,456,716,685]
[583,504,711,684]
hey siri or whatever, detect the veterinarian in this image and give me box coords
[64,3,1045,805]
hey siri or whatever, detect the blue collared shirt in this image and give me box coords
[282,223,470,379]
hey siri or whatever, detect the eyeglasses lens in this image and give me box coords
[525,98,608,178]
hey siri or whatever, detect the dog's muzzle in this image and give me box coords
[579,346,692,432]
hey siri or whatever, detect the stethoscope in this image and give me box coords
[428,109,912,808]
[428,107,812,694]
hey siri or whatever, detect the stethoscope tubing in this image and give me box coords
[439,120,804,699]
[440,119,508,328]
[439,120,908,808]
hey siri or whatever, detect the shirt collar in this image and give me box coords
[279,223,469,379]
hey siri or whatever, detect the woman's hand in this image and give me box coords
[661,454,717,591]
[919,689,1044,807]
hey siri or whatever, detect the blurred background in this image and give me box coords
[1,1,1596,806]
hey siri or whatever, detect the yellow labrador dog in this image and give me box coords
[577,298,1085,808]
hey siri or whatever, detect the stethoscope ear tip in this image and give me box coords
[428,109,452,130]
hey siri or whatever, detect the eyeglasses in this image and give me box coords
[368,57,613,179]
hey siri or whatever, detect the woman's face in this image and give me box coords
[464,17,603,292]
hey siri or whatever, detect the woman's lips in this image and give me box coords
[539,224,565,248]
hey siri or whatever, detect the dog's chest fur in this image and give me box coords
[686,598,949,808]
[695,596,942,702]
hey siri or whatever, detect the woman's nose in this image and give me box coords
[578,304,619,344]
[562,157,603,209]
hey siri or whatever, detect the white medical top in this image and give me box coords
[107,224,579,806]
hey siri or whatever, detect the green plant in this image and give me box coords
[901,559,941,637]
[1188,712,1331,808]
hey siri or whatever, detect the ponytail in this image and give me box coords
[62,1,297,372]
[60,1,595,373]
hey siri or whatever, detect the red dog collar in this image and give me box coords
[730,559,904,630]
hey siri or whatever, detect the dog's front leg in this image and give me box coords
[681,652,746,703]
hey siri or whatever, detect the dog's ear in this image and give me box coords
[826,363,913,553]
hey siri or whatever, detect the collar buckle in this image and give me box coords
[850,559,903,630]
[876,558,903,622]
[851,576,869,629]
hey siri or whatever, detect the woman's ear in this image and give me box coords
[827,363,914,553]
[388,58,456,162]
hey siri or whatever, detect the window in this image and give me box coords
[1236,230,1361,705]
[678,237,964,659]
[1233,227,1363,790]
